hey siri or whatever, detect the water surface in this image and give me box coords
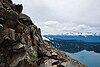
[65,50,100,67]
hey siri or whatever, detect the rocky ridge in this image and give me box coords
[0,0,86,67]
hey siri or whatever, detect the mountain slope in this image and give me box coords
[0,0,86,67]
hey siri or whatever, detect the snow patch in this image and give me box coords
[42,36,50,41]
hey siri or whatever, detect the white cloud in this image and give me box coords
[12,0,100,34]
[44,21,59,25]
[39,21,100,35]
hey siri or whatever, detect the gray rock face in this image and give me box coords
[0,0,38,67]
[0,0,87,67]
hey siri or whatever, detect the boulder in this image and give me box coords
[3,28,15,40]
[13,4,23,14]
[19,13,33,26]
[15,23,30,34]
[4,10,19,28]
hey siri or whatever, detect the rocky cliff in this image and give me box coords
[0,0,86,67]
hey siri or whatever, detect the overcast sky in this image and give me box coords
[13,0,100,35]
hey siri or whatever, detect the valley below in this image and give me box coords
[44,35,100,67]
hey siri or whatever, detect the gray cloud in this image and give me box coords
[13,0,100,34]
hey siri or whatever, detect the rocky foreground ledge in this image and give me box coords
[0,0,86,67]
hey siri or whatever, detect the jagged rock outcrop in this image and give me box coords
[0,0,86,67]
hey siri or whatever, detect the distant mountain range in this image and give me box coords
[43,35,100,53]
[48,39,100,53]
[44,32,100,36]
[43,34,100,42]
[62,32,100,36]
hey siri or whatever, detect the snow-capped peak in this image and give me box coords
[61,32,100,36]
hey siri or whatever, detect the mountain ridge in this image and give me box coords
[43,32,100,36]
[0,0,86,67]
